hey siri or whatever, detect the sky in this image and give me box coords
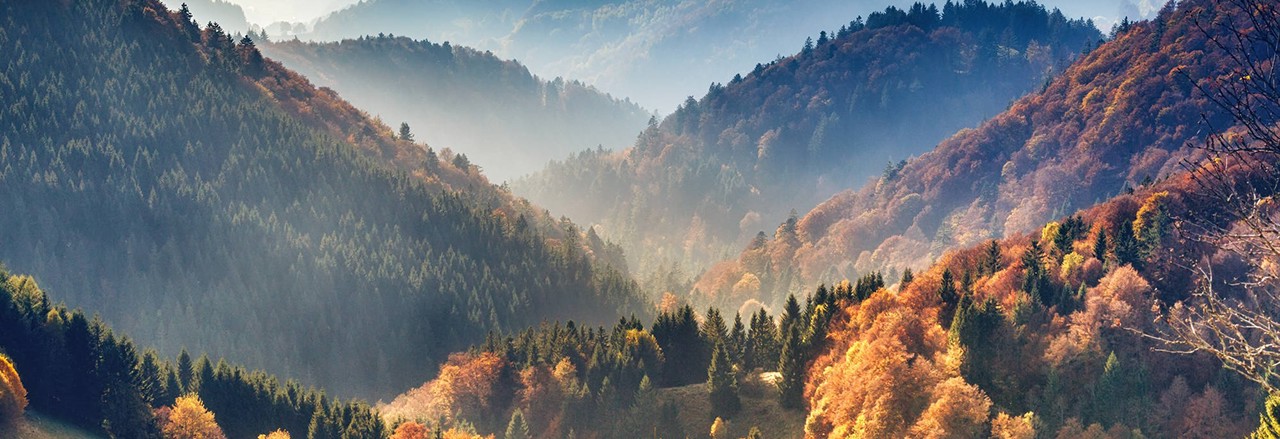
[226,0,1161,29]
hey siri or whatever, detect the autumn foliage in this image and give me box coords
[0,354,26,424]
[804,167,1259,437]
[705,0,1246,311]
[159,395,227,439]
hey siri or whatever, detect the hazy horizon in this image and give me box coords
[212,0,1162,113]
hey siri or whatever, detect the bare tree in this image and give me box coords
[1150,0,1280,392]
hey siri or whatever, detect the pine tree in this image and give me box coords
[900,268,915,288]
[982,240,1002,275]
[505,409,530,439]
[177,349,193,393]
[1113,219,1142,268]
[1093,228,1109,262]
[780,294,802,338]
[707,340,741,418]
[938,268,960,326]
[729,313,746,368]
[948,296,1002,393]
[701,307,728,347]
[778,326,806,409]
[652,305,705,386]
[399,122,414,142]
[1022,240,1054,306]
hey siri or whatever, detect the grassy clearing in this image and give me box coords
[0,412,102,439]
[656,371,805,439]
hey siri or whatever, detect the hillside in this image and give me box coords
[297,0,992,112]
[0,267,388,438]
[514,1,1101,299]
[0,412,103,439]
[802,1,1280,435]
[0,0,647,399]
[696,0,1231,310]
[260,35,652,181]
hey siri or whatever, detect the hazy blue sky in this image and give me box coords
[218,0,1165,113]
[227,0,1162,29]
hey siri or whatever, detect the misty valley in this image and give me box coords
[2,0,1280,438]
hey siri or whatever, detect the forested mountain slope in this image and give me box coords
[514,1,1100,296]
[0,268,388,438]
[801,1,1280,425]
[296,0,955,112]
[0,0,646,399]
[697,0,1234,310]
[260,36,652,181]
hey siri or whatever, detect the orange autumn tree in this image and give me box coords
[161,395,227,439]
[391,421,429,439]
[379,352,506,426]
[0,353,27,424]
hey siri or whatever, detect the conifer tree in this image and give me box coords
[780,294,802,338]
[900,268,915,288]
[744,310,774,370]
[729,313,746,367]
[707,340,741,418]
[1093,228,1109,262]
[778,326,806,409]
[938,268,960,326]
[399,122,414,142]
[177,349,193,393]
[505,409,530,439]
[982,240,1002,275]
[1112,219,1142,268]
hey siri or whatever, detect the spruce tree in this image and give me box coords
[399,122,414,142]
[938,268,960,326]
[1093,228,1109,262]
[729,313,746,368]
[778,326,806,409]
[747,309,780,371]
[708,340,741,418]
[900,268,915,288]
[982,240,1002,275]
[176,348,193,393]
[505,409,530,439]
[780,294,802,338]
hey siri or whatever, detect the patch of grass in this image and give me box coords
[656,370,805,438]
[0,411,102,439]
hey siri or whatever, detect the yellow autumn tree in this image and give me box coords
[710,417,729,439]
[991,412,1036,439]
[908,377,993,438]
[0,353,28,423]
[257,430,290,439]
[162,394,227,439]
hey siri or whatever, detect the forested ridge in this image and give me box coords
[0,268,385,438]
[513,0,1101,303]
[260,35,652,181]
[0,0,647,399]
[696,0,1235,312]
